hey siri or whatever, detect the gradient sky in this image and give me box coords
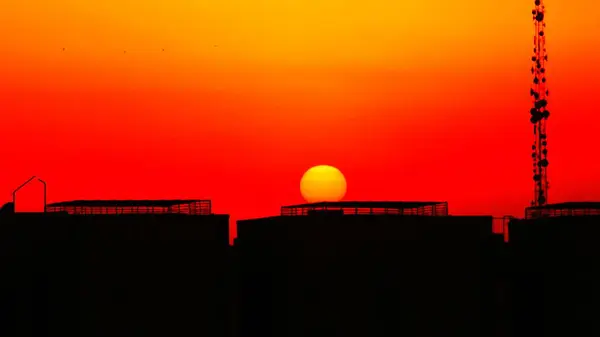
[1,0,599,238]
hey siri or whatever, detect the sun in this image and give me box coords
[300,165,347,203]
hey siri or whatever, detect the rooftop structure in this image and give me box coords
[508,214,600,337]
[45,199,212,215]
[525,202,600,219]
[280,201,448,216]
[235,206,499,337]
[0,203,229,337]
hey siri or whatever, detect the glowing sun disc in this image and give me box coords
[300,165,347,203]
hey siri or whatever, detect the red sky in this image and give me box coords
[1,0,599,240]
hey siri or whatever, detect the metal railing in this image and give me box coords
[281,202,448,217]
[46,200,212,215]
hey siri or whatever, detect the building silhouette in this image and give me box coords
[3,181,600,337]
[0,199,231,337]
[235,201,506,337]
[507,202,600,337]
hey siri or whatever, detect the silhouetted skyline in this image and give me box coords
[4,198,598,336]
[2,0,600,235]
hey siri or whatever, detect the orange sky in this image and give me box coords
[1,0,599,238]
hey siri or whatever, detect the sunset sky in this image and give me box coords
[1,0,599,238]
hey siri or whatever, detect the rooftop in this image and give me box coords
[281,201,448,216]
[45,199,212,215]
[526,202,600,210]
[525,201,600,219]
[47,199,209,207]
[283,201,445,209]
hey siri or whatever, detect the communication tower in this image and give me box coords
[530,0,550,206]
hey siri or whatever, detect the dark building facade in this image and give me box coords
[0,200,231,337]
[235,201,505,337]
[508,202,600,337]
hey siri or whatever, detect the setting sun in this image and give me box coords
[300,165,347,203]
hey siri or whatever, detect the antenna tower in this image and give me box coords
[530,0,550,206]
